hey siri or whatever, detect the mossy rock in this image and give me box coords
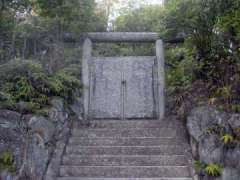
[0,151,17,174]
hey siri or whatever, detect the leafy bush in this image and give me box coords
[206,124,226,136]
[48,68,82,103]
[166,47,197,92]
[194,160,205,172]
[221,134,234,145]
[0,60,81,113]
[205,163,222,177]
[194,161,222,177]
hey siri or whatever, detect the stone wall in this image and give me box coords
[0,97,76,180]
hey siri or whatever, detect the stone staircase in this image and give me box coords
[57,119,193,180]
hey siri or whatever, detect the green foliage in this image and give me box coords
[0,60,45,112]
[194,161,222,177]
[166,47,195,89]
[0,60,81,113]
[217,1,240,41]
[114,0,240,113]
[115,5,164,32]
[162,0,198,39]
[93,43,155,57]
[206,124,226,136]
[48,68,81,103]
[34,108,50,117]
[0,0,239,115]
[221,134,234,145]
[229,105,240,113]
[31,0,106,34]
[0,151,16,174]
[206,126,237,147]
[205,163,222,177]
[216,86,232,99]
[1,0,107,64]
[194,160,205,172]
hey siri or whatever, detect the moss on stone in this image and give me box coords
[0,151,16,174]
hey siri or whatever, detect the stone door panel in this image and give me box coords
[90,57,156,120]
[124,57,155,119]
[90,58,122,119]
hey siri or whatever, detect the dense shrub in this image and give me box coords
[166,47,197,91]
[0,60,81,114]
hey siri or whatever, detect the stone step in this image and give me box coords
[59,166,191,178]
[69,137,187,146]
[58,178,193,180]
[62,155,189,166]
[76,120,184,129]
[71,128,181,138]
[66,145,189,155]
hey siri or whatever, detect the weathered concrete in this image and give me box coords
[69,137,187,146]
[124,57,156,119]
[62,155,188,166]
[77,119,184,128]
[82,38,92,120]
[87,32,159,42]
[56,119,193,179]
[71,128,179,138]
[89,57,122,119]
[66,145,189,155]
[58,178,193,180]
[60,166,191,178]
[156,40,165,120]
[89,57,156,119]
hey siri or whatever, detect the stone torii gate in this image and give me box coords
[82,32,165,121]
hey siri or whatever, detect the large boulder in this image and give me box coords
[228,114,240,138]
[187,106,240,180]
[28,116,55,144]
[45,118,71,180]
[49,97,69,135]
[225,148,240,169]
[222,168,240,180]
[0,171,15,180]
[198,134,223,164]
[187,106,228,142]
[70,97,83,120]
[187,106,227,163]
[0,110,25,171]
[0,96,71,180]
[45,98,72,180]
[49,97,67,123]
[25,116,55,179]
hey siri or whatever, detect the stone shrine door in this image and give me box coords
[82,33,165,120]
[90,57,156,119]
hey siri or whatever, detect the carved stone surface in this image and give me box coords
[90,57,156,119]
[90,58,122,119]
[156,40,165,120]
[124,57,155,119]
[82,38,92,120]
